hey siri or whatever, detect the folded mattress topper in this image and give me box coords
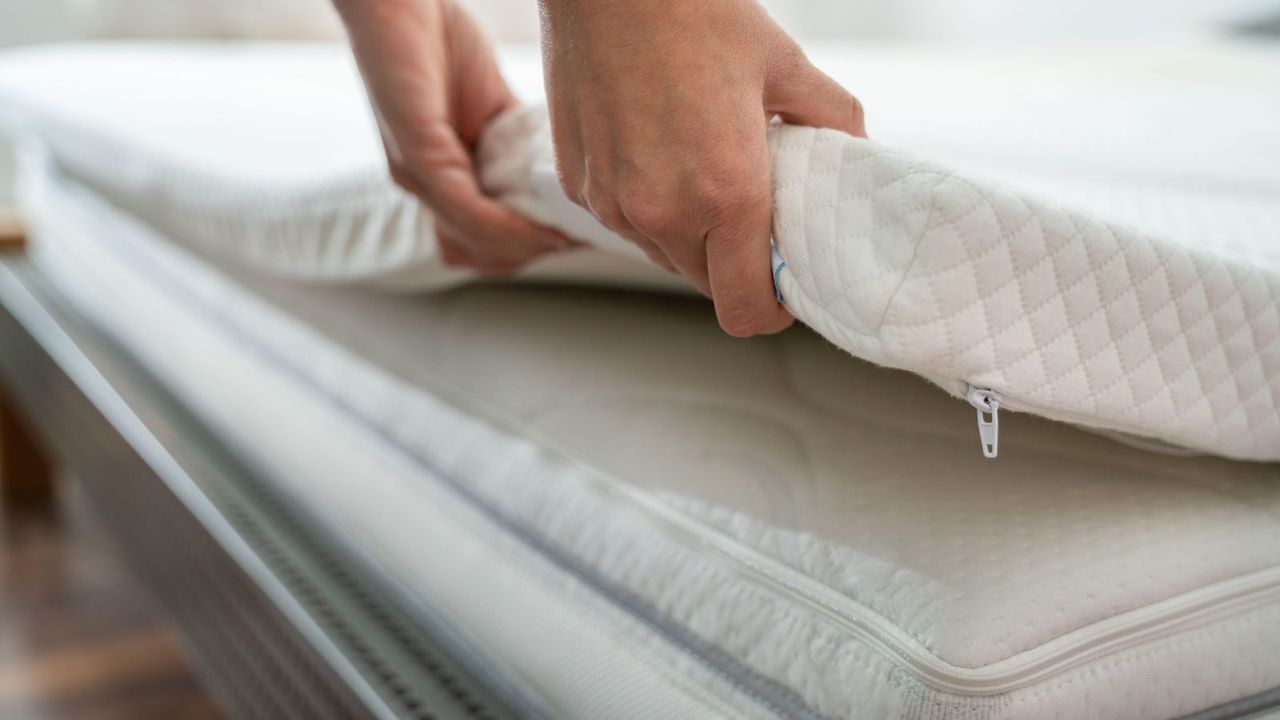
[1,42,1275,462]
[7,42,1280,720]
[482,107,1280,463]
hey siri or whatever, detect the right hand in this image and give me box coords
[538,0,865,336]
[334,0,571,275]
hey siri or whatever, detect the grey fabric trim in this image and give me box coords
[1179,687,1280,720]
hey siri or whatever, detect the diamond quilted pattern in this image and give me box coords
[8,50,1274,461]
[769,126,1279,461]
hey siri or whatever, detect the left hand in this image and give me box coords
[335,0,571,275]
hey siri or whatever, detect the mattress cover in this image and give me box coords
[0,42,1277,461]
[485,104,1280,463]
[14,87,1280,718]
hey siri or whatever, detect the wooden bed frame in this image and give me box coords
[0,235,521,720]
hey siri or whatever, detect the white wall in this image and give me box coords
[2,0,1275,49]
[439,0,1280,43]
[1,0,1270,208]
[461,0,1278,43]
[463,0,1277,42]
[0,0,343,47]
[764,0,1276,42]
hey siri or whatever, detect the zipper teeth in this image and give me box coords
[953,379,1204,458]
[657,375,1280,695]
[944,575,1280,693]
[684,516,1280,696]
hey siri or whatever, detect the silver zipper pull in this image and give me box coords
[966,385,1000,459]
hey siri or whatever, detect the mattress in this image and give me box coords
[6,42,1280,719]
[1,42,1278,461]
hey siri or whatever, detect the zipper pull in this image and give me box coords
[966,386,1000,459]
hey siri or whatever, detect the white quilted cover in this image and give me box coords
[485,107,1280,462]
[0,43,1276,461]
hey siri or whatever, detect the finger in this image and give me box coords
[441,2,522,143]
[425,164,573,265]
[766,61,866,138]
[476,262,522,278]
[546,88,587,205]
[439,240,473,268]
[581,185,685,275]
[654,236,711,296]
[436,227,478,268]
[704,192,794,338]
[618,229,678,274]
[439,227,526,278]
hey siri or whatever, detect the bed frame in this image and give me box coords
[0,238,519,720]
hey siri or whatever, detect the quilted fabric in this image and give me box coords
[480,107,1280,461]
[1,44,1276,462]
[765,125,1280,462]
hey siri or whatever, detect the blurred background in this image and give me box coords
[1,0,1277,45]
[0,2,1276,718]
[0,0,1276,229]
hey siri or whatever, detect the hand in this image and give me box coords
[538,0,865,336]
[334,0,570,274]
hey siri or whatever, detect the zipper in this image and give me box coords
[962,382,1200,460]
[966,385,1000,459]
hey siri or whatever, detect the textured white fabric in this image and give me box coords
[21,140,1280,720]
[1,42,1275,461]
[483,106,1280,461]
[0,43,679,293]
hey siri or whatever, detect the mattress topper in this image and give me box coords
[23,146,1280,719]
[1,41,1276,462]
[10,41,1280,719]
[482,106,1280,463]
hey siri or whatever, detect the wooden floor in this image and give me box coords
[0,482,226,720]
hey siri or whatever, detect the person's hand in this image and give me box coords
[334,0,570,275]
[538,0,865,336]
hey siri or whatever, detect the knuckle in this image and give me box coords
[695,171,765,226]
[555,164,584,204]
[387,163,417,194]
[619,189,681,238]
[848,94,866,127]
[769,40,812,80]
[582,186,629,231]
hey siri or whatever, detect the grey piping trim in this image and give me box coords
[1178,687,1280,720]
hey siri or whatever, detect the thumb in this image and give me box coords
[766,60,867,138]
